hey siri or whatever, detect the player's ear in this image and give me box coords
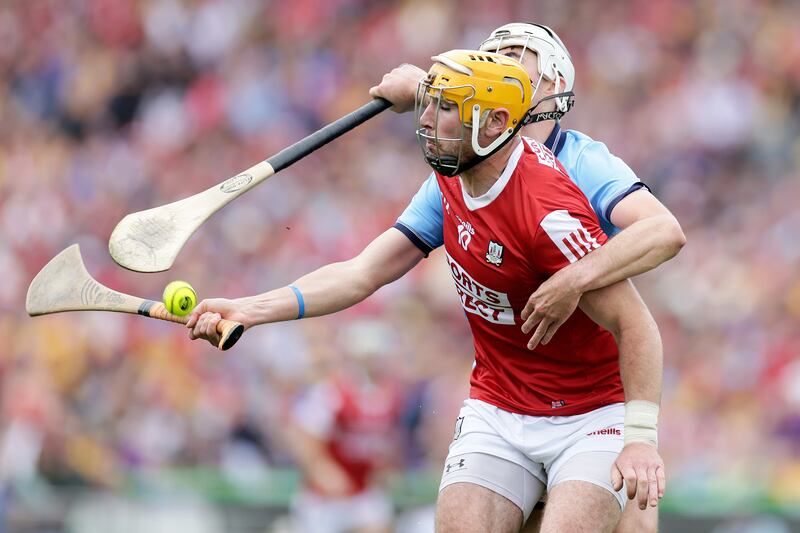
[484,108,511,137]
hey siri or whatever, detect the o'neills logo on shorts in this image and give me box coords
[445,251,513,325]
[587,427,622,436]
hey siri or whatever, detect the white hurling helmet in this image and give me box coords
[479,23,575,116]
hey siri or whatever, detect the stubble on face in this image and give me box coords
[421,98,467,158]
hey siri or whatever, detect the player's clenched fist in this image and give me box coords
[369,63,426,113]
[187,298,249,347]
[611,442,666,510]
[520,267,582,349]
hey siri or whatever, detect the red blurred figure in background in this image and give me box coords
[286,321,404,533]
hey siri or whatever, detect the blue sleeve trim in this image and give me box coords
[603,182,651,222]
[394,222,433,257]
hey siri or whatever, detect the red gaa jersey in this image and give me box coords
[435,137,624,416]
[292,376,402,494]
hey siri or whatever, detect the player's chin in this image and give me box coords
[425,145,459,163]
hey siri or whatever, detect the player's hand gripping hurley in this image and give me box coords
[26,245,244,350]
[109,98,392,273]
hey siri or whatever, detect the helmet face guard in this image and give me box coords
[479,23,575,117]
[414,80,474,176]
[414,50,532,177]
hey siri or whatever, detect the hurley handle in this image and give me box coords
[141,301,245,351]
[265,98,392,172]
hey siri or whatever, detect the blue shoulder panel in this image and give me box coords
[556,129,643,236]
[394,172,444,255]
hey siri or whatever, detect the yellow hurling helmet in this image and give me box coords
[415,49,533,176]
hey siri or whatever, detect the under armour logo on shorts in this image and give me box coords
[445,458,466,473]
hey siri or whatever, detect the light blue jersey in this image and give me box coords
[394,124,646,254]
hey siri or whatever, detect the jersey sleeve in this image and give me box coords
[394,172,444,255]
[572,140,646,235]
[534,194,609,275]
[291,383,340,438]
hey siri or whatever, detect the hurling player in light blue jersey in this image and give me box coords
[370,23,685,533]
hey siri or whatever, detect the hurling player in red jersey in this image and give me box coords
[370,22,686,533]
[187,51,665,533]
[285,321,403,533]
[369,24,683,533]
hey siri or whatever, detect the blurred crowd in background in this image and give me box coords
[1,0,799,531]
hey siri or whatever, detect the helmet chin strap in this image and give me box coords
[429,151,487,178]
[523,63,574,124]
[523,91,575,124]
[425,153,461,177]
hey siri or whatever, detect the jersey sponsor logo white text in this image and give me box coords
[525,138,558,169]
[445,251,514,324]
[540,210,600,263]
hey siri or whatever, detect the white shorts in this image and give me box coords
[439,399,626,520]
[291,487,393,533]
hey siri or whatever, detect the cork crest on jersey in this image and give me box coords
[485,240,504,266]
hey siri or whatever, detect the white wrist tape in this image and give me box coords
[624,400,659,447]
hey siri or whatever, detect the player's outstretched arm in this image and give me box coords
[578,280,665,511]
[521,190,685,348]
[186,228,424,347]
[369,63,427,113]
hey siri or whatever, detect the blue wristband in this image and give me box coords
[288,284,305,319]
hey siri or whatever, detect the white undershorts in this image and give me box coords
[291,487,393,533]
[439,399,627,520]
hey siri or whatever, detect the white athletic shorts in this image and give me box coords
[291,487,393,533]
[439,399,627,520]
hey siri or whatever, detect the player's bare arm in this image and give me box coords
[521,190,686,349]
[283,423,356,497]
[578,280,665,512]
[369,63,425,113]
[187,228,424,346]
